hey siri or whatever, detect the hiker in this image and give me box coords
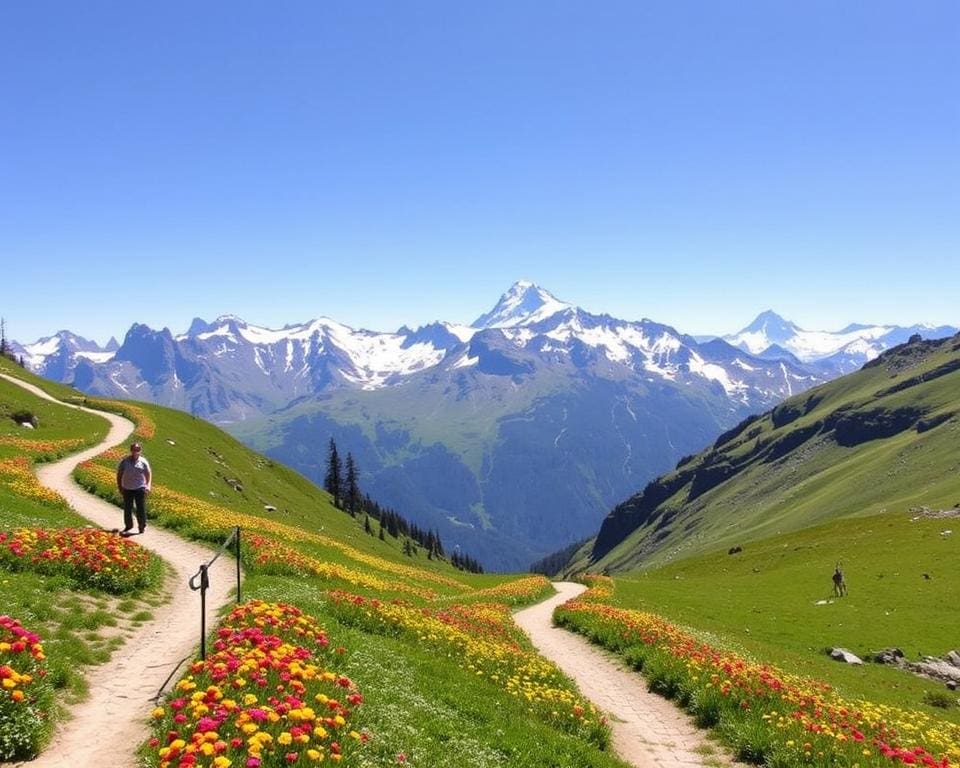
[832,562,847,597]
[116,442,152,534]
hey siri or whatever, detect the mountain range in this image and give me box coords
[11,282,957,569]
[573,330,960,575]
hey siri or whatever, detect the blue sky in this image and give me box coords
[2,2,957,345]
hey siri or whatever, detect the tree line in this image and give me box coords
[324,438,483,573]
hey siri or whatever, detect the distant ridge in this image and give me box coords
[11,284,957,570]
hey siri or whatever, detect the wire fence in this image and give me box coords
[188,525,243,660]
[152,526,243,704]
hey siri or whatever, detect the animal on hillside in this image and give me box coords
[832,562,847,597]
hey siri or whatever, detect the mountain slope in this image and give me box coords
[582,332,960,573]
[231,306,824,570]
[13,283,955,570]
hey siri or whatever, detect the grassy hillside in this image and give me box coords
[0,367,166,758]
[0,358,628,767]
[609,512,960,716]
[543,335,960,764]
[582,332,960,572]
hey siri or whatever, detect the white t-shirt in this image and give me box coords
[118,456,151,490]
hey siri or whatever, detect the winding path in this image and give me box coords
[514,582,735,768]
[2,375,237,768]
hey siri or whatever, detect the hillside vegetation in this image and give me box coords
[583,332,960,572]
[0,359,627,767]
[543,334,960,765]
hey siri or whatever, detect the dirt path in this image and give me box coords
[2,375,237,768]
[514,582,735,768]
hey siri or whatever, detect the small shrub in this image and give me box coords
[923,689,957,709]
[644,654,684,700]
[691,685,726,728]
[9,410,38,428]
[719,712,775,765]
[623,643,648,671]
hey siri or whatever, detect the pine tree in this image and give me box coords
[345,453,360,517]
[324,438,343,508]
[0,318,8,357]
[364,514,372,535]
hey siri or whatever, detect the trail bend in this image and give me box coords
[514,582,735,768]
[2,375,237,768]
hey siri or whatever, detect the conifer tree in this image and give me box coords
[345,453,360,517]
[324,438,343,508]
[364,514,372,535]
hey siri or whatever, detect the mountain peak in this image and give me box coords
[741,310,799,337]
[471,281,573,329]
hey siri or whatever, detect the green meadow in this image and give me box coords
[609,510,960,721]
[0,359,628,767]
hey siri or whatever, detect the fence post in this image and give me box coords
[235,526,242,604]
[198,564,209,660]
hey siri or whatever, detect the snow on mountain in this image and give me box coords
[472,280,573,329]
[17,286,951,420]
[727,311,889,362]
[18,331,116,375]
[175,315,451,390]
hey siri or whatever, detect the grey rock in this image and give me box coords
[830,648,863,665]
[874,648,905,665]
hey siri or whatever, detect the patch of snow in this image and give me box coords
[688,352,745,396]
[254,348,270,375]
[444,323,478,343]
[75,350,115,364]
[780,363,794,396]
[24,337,62,357]
[451,352,478,369]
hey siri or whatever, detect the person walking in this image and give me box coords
[832,562,847,597]
[116,442,152,534]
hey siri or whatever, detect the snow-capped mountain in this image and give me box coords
[724,310,958,373]
[472,280,573,328]
[12,283,956,570]
[12,331,118,382]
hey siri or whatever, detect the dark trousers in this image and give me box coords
[122,488,147,531]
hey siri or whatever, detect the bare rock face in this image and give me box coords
[873,647,960,687]
[829,648,864,665]
[914,658,960,683]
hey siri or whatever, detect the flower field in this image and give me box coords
[148,601,365,768]
[74,460,468,592]
[0,527,156,593]
[450,574,554,606]
[0,436,85,460]
[0,615,51,760]
[243,534,438,599]
[555,577,960,767]
[0,457,68,508]
[85,399,157,439]
[327,589,608,747]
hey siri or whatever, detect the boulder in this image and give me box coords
[830,648,864,665]
[915,660,960,683]
[874,648,905,665]
[946,650,960,668]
